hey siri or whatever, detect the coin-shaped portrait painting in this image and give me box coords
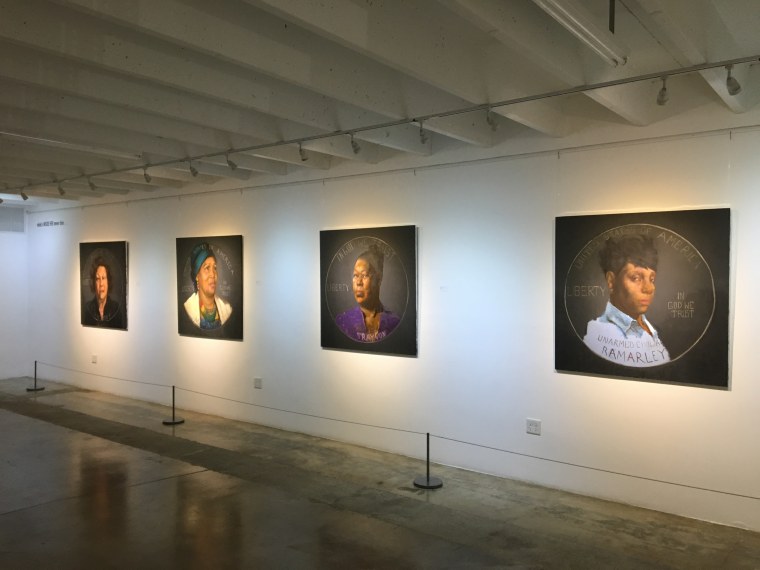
[555,209,729,387]
[80,241,128,330]
[320,225,417,356]
[176,235,243,341]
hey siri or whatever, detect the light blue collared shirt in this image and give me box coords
[583,302,670,367]
[596,301,661,340]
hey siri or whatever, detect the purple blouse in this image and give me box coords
[335,305,401,343]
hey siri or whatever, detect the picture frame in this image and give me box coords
[320,225,418,356]
[555,209,730,387]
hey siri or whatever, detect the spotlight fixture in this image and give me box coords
[188,161,199,177]
[485,106,499,131]
[725,64,742,96]
[656,76,669,106]
[350,133,361,154]
[225,152,238,171]
[298,143,308,162]
[418,121,429,144]
[88,178,97,191]
[20,190,29,201]
[57,182,66,196]
[0,198,4,204]
[143,166,152,183]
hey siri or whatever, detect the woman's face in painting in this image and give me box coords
[94,265,109,303]
[352,258,380,307]
[607,262,656,319]
[197,255,218,299]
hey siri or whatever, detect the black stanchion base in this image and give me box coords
[413,476,443,490]
[26,386,45,392]
[162,418,185,426]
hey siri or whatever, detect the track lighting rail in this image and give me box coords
[5,55,758,199]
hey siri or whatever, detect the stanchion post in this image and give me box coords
[27,360,45,392]
[413,432,443,489]
[162,385,185,426]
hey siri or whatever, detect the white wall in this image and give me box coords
[22,126,760,531]
[0,229,29,377]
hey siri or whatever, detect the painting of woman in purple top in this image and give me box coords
[335,244,401,342]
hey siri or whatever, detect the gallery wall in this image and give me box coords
[0,229,29,378]
[15,124,760,532]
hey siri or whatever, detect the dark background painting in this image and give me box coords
[320,225,417,356]
[79,241,128,330]
[555,209,729,388]
[176,235,243,341]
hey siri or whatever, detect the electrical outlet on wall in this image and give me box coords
[526,418,541,436]
[91,355,97,364]
[254,377,263,389]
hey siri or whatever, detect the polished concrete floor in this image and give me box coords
[1,377,759,569]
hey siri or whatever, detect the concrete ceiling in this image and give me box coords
[0,0,758,206]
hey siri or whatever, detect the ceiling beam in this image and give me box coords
[248,0,571,136]
[0,0,438,155]
[0,156,85,179]
[0,139,192,187]
[19,186,82,200]
[0,79,292,175]
[0,41,426,160]
[0,105,258,182]
[95,171,185,189]
[50,0,496,147]
[623,0,760,113]
[448,0,665,126]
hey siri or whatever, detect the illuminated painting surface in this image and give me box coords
[555,209,729,387]
[176,235,243,341]
[80,241,128,331]
[321,225,417,356]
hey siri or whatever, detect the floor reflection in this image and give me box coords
[78,452,128,539]
[173,475,242,568]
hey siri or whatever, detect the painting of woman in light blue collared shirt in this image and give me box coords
[582,235,670,368]
[555,209,729,388]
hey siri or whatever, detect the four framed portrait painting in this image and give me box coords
[77,209,730,387]
[555,208,730,388]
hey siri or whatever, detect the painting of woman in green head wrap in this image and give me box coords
[176,235,243,340]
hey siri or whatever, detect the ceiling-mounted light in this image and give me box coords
[298,143,308,161]
[656,76,669,106]
[20,190,29,201]
[225,152,238,171]
[485,106,499,131]
[725,64,742,96]
[350,133,361,154]
[57,181,66,196]
[88,178,97,191]
[418,121,429,144]
[188,161,199,177]
[532,0,627,66]
[0,198,4,204]
[143,166,152,183]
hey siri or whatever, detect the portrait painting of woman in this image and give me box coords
[80,241,128,330]
[321,225,417,356]
[555,209,729,387]
[176,235,243,340]
[335,243,401,343]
